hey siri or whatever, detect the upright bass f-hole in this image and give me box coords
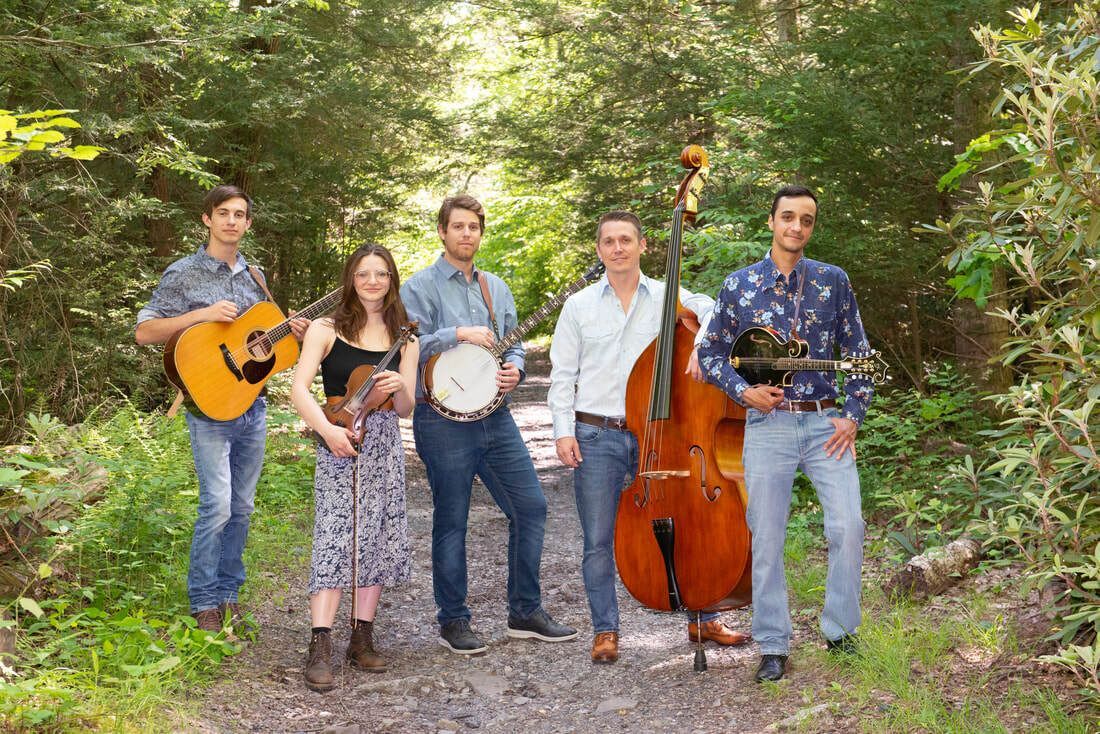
[689,445,721,502]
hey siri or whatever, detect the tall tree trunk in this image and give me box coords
[775,0,799,44]
[949,23,1011,391]
[908,289,924,392]
[145,164,175,256]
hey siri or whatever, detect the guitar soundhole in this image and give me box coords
[246,330,274,360]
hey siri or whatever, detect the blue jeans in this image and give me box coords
[413,403,547,626]
[184,398,266,613]
[742,407,864,655]
[572,422,717,633]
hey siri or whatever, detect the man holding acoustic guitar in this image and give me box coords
[135,185,309,633]
[400,195,577,655]
[699,185,876,683]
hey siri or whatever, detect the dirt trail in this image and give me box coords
[190,351,847,734]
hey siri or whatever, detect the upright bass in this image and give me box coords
[613,146,752,670]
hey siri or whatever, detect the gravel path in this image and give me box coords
[189,351,847,733]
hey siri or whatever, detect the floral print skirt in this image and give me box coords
[309,410,411,594]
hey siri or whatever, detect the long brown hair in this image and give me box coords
[332,244,408,345]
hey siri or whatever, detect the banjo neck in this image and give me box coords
[494,266,606,355]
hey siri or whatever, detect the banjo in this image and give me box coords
[424,261,606,421]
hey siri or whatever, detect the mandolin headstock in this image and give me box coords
[843,350,890,384]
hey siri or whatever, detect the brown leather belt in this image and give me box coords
[575,411,628,431]
[775,398,836,413]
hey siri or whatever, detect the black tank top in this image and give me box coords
[321,337,390,397]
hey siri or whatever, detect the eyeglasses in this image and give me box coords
[354,270,391,282]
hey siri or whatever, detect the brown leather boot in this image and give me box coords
[304,630,336,692]
[346,620,387,672]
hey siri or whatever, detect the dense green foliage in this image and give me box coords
[0,0,457,440]
[931,3,1100,695]
[0,401,314,728]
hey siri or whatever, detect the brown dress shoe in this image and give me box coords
[304,630,336,692]
[591,631,619,664]
[346,620,387,673]
[688,620,751,646]
[193,608,222,632]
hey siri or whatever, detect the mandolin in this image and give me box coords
[164,289,341,421]
[728,326,889,386]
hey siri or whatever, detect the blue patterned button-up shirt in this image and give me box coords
[698,253,874,425]
[135,245,267,325]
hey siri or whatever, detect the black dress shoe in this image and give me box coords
[826,634,858,655]
[755,654,787,682]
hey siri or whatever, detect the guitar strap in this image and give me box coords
[788,260,808,340]
[475,270,500,338]
[167,265,272,420]
[248,265,274,303]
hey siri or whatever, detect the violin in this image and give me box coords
[322,322,418,442]
[614,146,751,669]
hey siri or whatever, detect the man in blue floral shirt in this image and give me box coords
[699,185,874,682]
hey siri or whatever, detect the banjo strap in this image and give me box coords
[475,270,500,338]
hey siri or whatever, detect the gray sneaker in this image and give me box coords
[506,609,578,642]
[439,619,488,655]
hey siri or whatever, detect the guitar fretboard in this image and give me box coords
[737,358,848,370]
[263,289,342,344]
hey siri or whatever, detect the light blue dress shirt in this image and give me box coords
[400,254,525,398]
[547,272,714,440]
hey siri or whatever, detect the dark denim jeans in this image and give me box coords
[184,398,266,613]
[413,403,547,626]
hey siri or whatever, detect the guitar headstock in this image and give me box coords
[583,261,607,282]
[843,350,890,384]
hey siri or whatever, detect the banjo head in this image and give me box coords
[425,343,503,418]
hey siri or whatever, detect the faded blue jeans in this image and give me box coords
[413,403,547,626]
[572,422,718,634]
[184,398,266,613]
[742,406,864,655]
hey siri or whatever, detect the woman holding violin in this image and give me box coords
[290,244,419,691]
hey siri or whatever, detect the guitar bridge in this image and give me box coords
[220,343,244,381]
[638,469,690,480]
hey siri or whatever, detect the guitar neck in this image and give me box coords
[263,289,342,343]
[496,273,593,353]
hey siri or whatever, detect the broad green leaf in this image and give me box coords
[30,130,66,144]
[18,597,44,619]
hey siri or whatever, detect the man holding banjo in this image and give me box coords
[400,194,577,655]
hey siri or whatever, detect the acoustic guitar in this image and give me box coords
[728,325,889,386]
[164,289,341,421]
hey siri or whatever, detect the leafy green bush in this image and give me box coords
[932,3,1100,697]
[859,365,993,555]
[1,404,314,729]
